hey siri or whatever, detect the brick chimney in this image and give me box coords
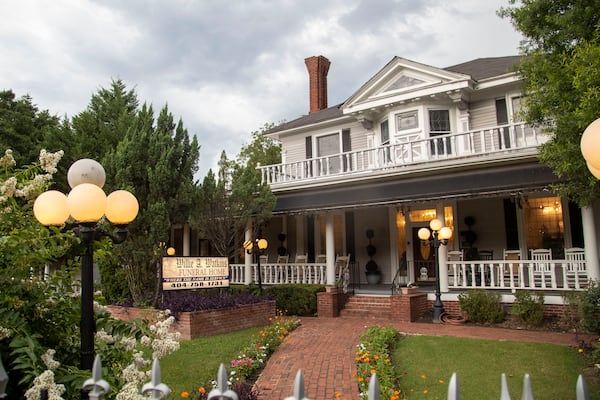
[304,55,330,114]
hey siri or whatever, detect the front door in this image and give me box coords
[412,227,435,284]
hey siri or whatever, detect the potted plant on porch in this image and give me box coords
[365,229,382,284]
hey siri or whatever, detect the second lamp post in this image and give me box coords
[418,218,452,322]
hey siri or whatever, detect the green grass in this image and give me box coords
[160,325,264,397]
[393,336,599,400]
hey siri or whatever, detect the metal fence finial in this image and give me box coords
[499,373,511,400]
[208,363,238,400]
[447,373,459,400]
[576,374,589,400]
[521,374,534,400]
[367,373,379,400]
[141,358,171,400]
[82,355,110,400]
[284,369,309,400]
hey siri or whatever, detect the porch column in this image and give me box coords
[436,206,449,292]
[388,207,399,284]
[325,212,336,284]
[244,221,253,285]
[582,206,600,281]
[183,224,190,256]
[295,215,305,256]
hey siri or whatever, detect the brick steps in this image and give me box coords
[339,294,393,319]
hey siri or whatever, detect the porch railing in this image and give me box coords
[259,122,549,186]
[230,262,328,285]
[8,355,590,400]
[446,259,589,291]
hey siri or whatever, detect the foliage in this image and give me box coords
[499,0,600,206]
[458,289,505,324]
[192,123,279,260]
[512,290,545,327]
[264,284,325,316]
[355,326,401,399]
[579,280,600,334]
[160,290,271,313]
[0,90,64,167]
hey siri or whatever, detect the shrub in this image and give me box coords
[579,280,600,335]
[160,290,271,313]
[264,284,325,316]
[512,291,545,326]
[458,289,504,324]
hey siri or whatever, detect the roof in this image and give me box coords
[266,55,521,136]
[444,56,521,81]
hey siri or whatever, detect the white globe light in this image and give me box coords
[587,162,600,179]
[67,159,106,189]
[429,218,443,232]
[106,190,139,225]
[581,118,600,170]
[439,226,453,240]
[67,183,107,222]
[418,227,431,240]
[33,190,69,226]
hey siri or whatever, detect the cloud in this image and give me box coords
[0,0,522,177]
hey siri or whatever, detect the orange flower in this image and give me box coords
[180,391,190,398]
[370,369,377,375]
[439,379,445,384]
[358,377,364,383]
[335,392,342,398]
[423,389,429,394]
[421,374,427,379]
[198,387,206,394]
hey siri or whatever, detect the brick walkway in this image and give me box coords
[254,317,595,399]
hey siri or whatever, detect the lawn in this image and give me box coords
[160,325,598,399]
[161,325,264,396]
[393,335,599,400]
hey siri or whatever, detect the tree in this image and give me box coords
[193,124,280,259]
[499,0,600,205]
[0,90,63,166]
[103,103,199,306]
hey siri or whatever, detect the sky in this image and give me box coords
[0,0,523,179]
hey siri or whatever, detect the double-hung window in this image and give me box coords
[429,109,451,156]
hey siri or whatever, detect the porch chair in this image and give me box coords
[291,254,307,283]
[335,254,351,292]
[503,249,522,287]
[565,247,586,288]
[478,250,494,286]
[257,254,269,284]
[478,250,493,260]
[530,248,552,288]
[447,250,464,286]
[316,254,327,263]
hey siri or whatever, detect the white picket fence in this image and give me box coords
[2,355,590,399]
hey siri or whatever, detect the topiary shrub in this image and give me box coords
[512,290,545,327]
[264,284,325,316]
[458,289,504,324]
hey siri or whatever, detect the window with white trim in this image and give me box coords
[428,109,451,155]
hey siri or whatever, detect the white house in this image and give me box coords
[235,54,600,294]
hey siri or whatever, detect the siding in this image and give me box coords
[469,99,497,129]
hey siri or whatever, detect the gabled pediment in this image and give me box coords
[342,57,471,114]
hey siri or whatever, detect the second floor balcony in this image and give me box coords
[260,122,550,188]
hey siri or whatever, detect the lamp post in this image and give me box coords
[243,237,268,291]
[418,219,453,323]
[33,159,139,373]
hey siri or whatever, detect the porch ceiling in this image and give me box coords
[272,162,558,214]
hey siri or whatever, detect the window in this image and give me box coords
[380,120,391,163]
[317,133,341,173]
[396,110,419,131]
[428,109,451,155]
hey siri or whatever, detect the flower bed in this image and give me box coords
[106,299,276,340]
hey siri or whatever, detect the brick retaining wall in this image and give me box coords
[106,300,276,340]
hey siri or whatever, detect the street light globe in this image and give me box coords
[581,118,600,170]
[67,183,107,222]
[257,238,268,250]
[439,226,453,240]
[243,240,253,251]
[166,247,176,256]
[33,190,69,226]
[106,190,139,225]
[429,218,443,232]
[67,159,106,189]
[418,227,431,241]
[587,162,600,179]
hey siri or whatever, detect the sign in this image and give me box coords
[162,257,229,290]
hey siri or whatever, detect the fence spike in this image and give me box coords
[367,373,379,400]
[284,370,308,400]
[499,373,511,400]
[576,374,589,400]
[141,358,171,400]
[207,363,238,400]
[82,355,110,400]
[447,372,459,400]
[521,374,534,400]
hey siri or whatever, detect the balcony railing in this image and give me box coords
[260,122,550,186]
